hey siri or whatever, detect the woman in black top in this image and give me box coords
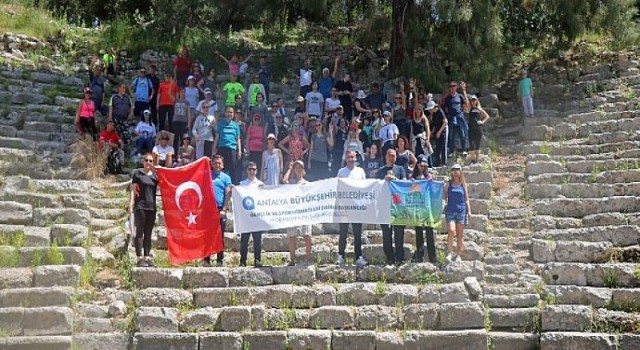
[411,155,437,263]
[128,153,159,267]
[468,95,490,164]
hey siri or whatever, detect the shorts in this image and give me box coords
[446,211,468,225]
[287,225,312,237]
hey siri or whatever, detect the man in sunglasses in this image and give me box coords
[152,131,174,167]
[237,161,264,267]
[443,80,470,158]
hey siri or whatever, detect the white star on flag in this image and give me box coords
[186,211,197,226]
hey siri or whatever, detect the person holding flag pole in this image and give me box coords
[203,155,232,267]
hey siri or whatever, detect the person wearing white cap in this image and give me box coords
[468,95,490,163]
[380,110,399,155]
[443,163,470,262]
[426,100,448,167]
[354,90,371,119]
[518,69,534,118]
[196,88,218,116]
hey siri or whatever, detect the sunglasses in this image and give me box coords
[248,168,257,171]
[373,110,380,113]
[449,85,457,88]
[161,137,169,140]
[395,97,402,100]
[254,117,260,121]
[144,159,154,163]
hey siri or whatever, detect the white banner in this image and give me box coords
[232,178,390,233]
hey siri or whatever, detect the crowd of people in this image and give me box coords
[78,45,500,268]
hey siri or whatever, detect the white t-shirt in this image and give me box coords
[337,166,366,179]
[299,68,312,87]
[305,91,324,116]
[325,97,341,111]
[196,99,218,115]
[239,177,264,187]
[152,144,175,161]
[134,121,156,139]
[380,123,399,144]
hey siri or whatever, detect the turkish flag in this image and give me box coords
[157,157,222,264]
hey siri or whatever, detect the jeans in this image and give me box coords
[338,223,363,258]
[415,226,436,263]
[448,123,467,153]
[240,231,263,265]
[522,95,534,117]
[135,137,155,155]
[204,209,227,264]
[134,209,156,257]
[432,130,448,167]
[381,224,405,264]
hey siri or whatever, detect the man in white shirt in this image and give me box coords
[336,150,368,267]
[238,161,264,267]
[299,59,313,99]
[196,88,218,116]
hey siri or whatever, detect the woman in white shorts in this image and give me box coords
[283,160,312,266]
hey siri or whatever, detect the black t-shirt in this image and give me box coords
[430,108,446,135]
[376,164,407,180]
[335,80,353,116]
[468,108,482,131]
[132,169,159,210]
[363,157,382,178]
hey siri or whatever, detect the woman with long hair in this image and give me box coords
[411,103,432,158]
[395,135,417,174]
[363,143,382,178]
[262,133,283,186]
[283,160,313,266]
[411,155,437,263]
[443,163,471,262]
[308,122,334,180]
[128,153,159,267]
[250,93,269,122]
[468,95,490,164]
[246,113,265,179]
[279,124,309,164]
[75,87,99,142]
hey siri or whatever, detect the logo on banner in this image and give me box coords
[242,196,256,210]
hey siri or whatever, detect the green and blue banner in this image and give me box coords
[388,180,444,227]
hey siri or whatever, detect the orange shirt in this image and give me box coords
[158,81,177,106]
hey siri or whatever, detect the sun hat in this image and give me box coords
[296,96,305,103]
[267,133,276,140]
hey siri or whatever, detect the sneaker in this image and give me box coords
[462,151,468,157]
[239,261,247,267]
[446,253,453,262]
[136,258,148,267]
[145,257,155,267]
[455,255,462,262]
[336,255,345,266]
[216,261,224,267]
[254,261,263,268]
[202,260,212,267]
[355,256,368,267]
[288,260,296,266]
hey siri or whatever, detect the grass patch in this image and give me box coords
[115,254,135,290]
[79,257,97,288]
[47,242,65,265]
[0,1,65,41]
[416,271,443,285]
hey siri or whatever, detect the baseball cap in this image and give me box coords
[83,87,92,94]
[267,133,276,140]
[451,163,462,170]
[293,160,304,168]
[469,94,478,100]
[425,101,437,110]
[143,109,151,116]
[296,96,304,103]
[418,154,429,166]
[336,105,344,110]
[187,75,195,82]
[204,88,212,94]
[383,110,392,116]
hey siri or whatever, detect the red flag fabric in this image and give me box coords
[157,157,222,264]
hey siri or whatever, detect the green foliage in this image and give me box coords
[30,249,43,267]
[47,242,65,265]
[0,1,65,40]
[79,257,97,288]
[603,270,619,288]
[416,271,443,285]
[116,254,135,290]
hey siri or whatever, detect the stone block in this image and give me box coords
[33,265,80,287]
[540,332,617,350]
[376,332,404,350]
[439,283,471,303]
[76,303,109,318]
[314,284,337,306]
[220,306,252,331]
[32,208,90,226]
[555,241,613,263]
[309,306,354,329]
[484,294,540,308]
[4,336,72,350]
[0,201,32,225]
[229,267,273,286]
[72,333,130,350]
[19,247,85,266]
[402,303,439,329]
[0,307,24,336]
[441,261,484,282]
[619,334,640,350]
[541,305,592,331]
[194,287,251,308]
[355,305,398,330]
[137,288,192,308]
[418,285,441,304]
[243,331,287,350]
[332,330,376,350]
[182,267,229,288]
[135,307,179,333]
[547,286,612,307]
[287,329,331,350]
[180,307,220,332]
[490,332,539,350]
[132,268,183,288]
[439,302,485,330]
[22,307,73,336]
[611,289,640,309]
[336,283,377,306]
[74,317,113,333]
[489,308,537,331]
[379,284,419,307]
[50,224,88,246]
[405,330,488,350]
[0,268,33,289]
[271,264,316,285]
[199,332,242,350]
[0,287,73,307]
[133,333,199,350]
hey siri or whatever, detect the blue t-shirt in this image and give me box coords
[132,77,152,102]
[217,119,241,150]
[519,77,532,96]
[258,65,271,86]
[318,76,335,99]
[212,171,232,208]
[444,94,465,118]
[447,182,467,214]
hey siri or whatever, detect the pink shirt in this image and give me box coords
[246,124,265,152]
[79,100,95,118]
[228,62,239,75]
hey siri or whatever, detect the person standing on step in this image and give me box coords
[204,154,232,267]
[131,67,154,118]
[238,162,264,267]
[427,100,448,167]
[146,65,160,125]
[412,155,437,263]
[336,150,368,267]
[443,163,471,262]
[262,133,283,186]
[283,160,313,266]
[75,87,99,142]
[335,73,354,122]
[443,80,469,159]
[467,95,490,164]
[107,83,133,149]
[257,56,271,103]
[213,107,242,184]
[299,58,313,99]
[129,153,159,267]
[88,66,108,116]
[518,69,534,118]
[307,122,334,180]
[376,148,407,266]
[157,72,177,133]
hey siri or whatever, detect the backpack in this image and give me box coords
[133,77,152,97]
